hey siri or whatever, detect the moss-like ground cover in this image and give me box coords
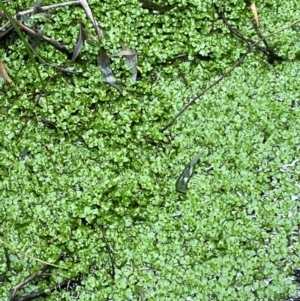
[0,0,300,300]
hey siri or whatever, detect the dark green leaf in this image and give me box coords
[40,117,57,129]
[71,23,85,61]
[110,48,138,82]
[97,47,122,92]
[175,153,201,194]
[30,29,43,49]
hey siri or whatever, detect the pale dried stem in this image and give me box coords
[0,0,104,39]
[18,1,80,17]
[78,0,104,38]
[0,1,79,31]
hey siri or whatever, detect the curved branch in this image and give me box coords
[161,17,300,131]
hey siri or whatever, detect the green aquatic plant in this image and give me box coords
[0,0,300,300]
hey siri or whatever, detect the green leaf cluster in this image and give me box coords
[0,0,300,300]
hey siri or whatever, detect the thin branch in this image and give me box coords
[260,18,300,40]
[219,10,269,55]
[0,0,104,39]
[26,37,81,75]
[100,227,116,279]
[11,274,82,301]
[78,0,104,39]
[0,239,67,269]
[11,265,49,300]
[0,1,80,31]
[3,16,80,74]
[161,49,250,132]
[252,20,277,54]
[15,20,70,54]
[161,17,300,131]
[17,1,80,17]
[251,20,283,63]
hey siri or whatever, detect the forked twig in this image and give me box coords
[161,49,250,132]
[11,265,49,300]
[0,1,80,31]
[161,17,300,131]
[11,274,83,301]
[15,20,69,54]
[0,0,104,39]
[78,0,104,38]
[219,10,269,55]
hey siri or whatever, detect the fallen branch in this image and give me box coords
[16,20,70,54]
[11,265,50,300]
[0,239,67,270]
[0,1,80,31]
[219,9,282,63]
[161,49,250,132]
[219,9,269,55]
[79,0,104,38]
[11,274,83,301]
[161,16,300,131]
[0,0,104,39]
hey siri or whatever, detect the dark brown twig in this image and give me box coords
[161,14,300,131]
[219,10,270,55]
[0,2,80,31]
[28,39,81,75]
[11,265,49,300]
[11,274,82,301]
[219,9,283,63]
[15,21,70,54]
[100,227,116,279]
[1,0,104,41]
[161,49,250,132]
[252,20,282,63]
[18,92,44,135]
[253,20,270,48]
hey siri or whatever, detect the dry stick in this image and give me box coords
[17,34,79,135]
[161,50,250,132]
[17,1,80,17]
[18,92,43,135]
[0,1,80,31]
[251,20,283,63]
[12,275,82,301]
[219,10,270,55]
[11,265,49,300]
[252,20,274,54]
[0,11,7,20]
[5,17,81,74]
[16,20,69,54]
[100,227,116,279]
[27,40,81,75]
[78,0,104,38]
[0,239,67,269]
[161,18,300,132]
[221,10,282,63]
[263,18,300,39]
[0,0,104,39]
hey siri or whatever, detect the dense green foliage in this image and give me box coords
[1,0,300,300]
